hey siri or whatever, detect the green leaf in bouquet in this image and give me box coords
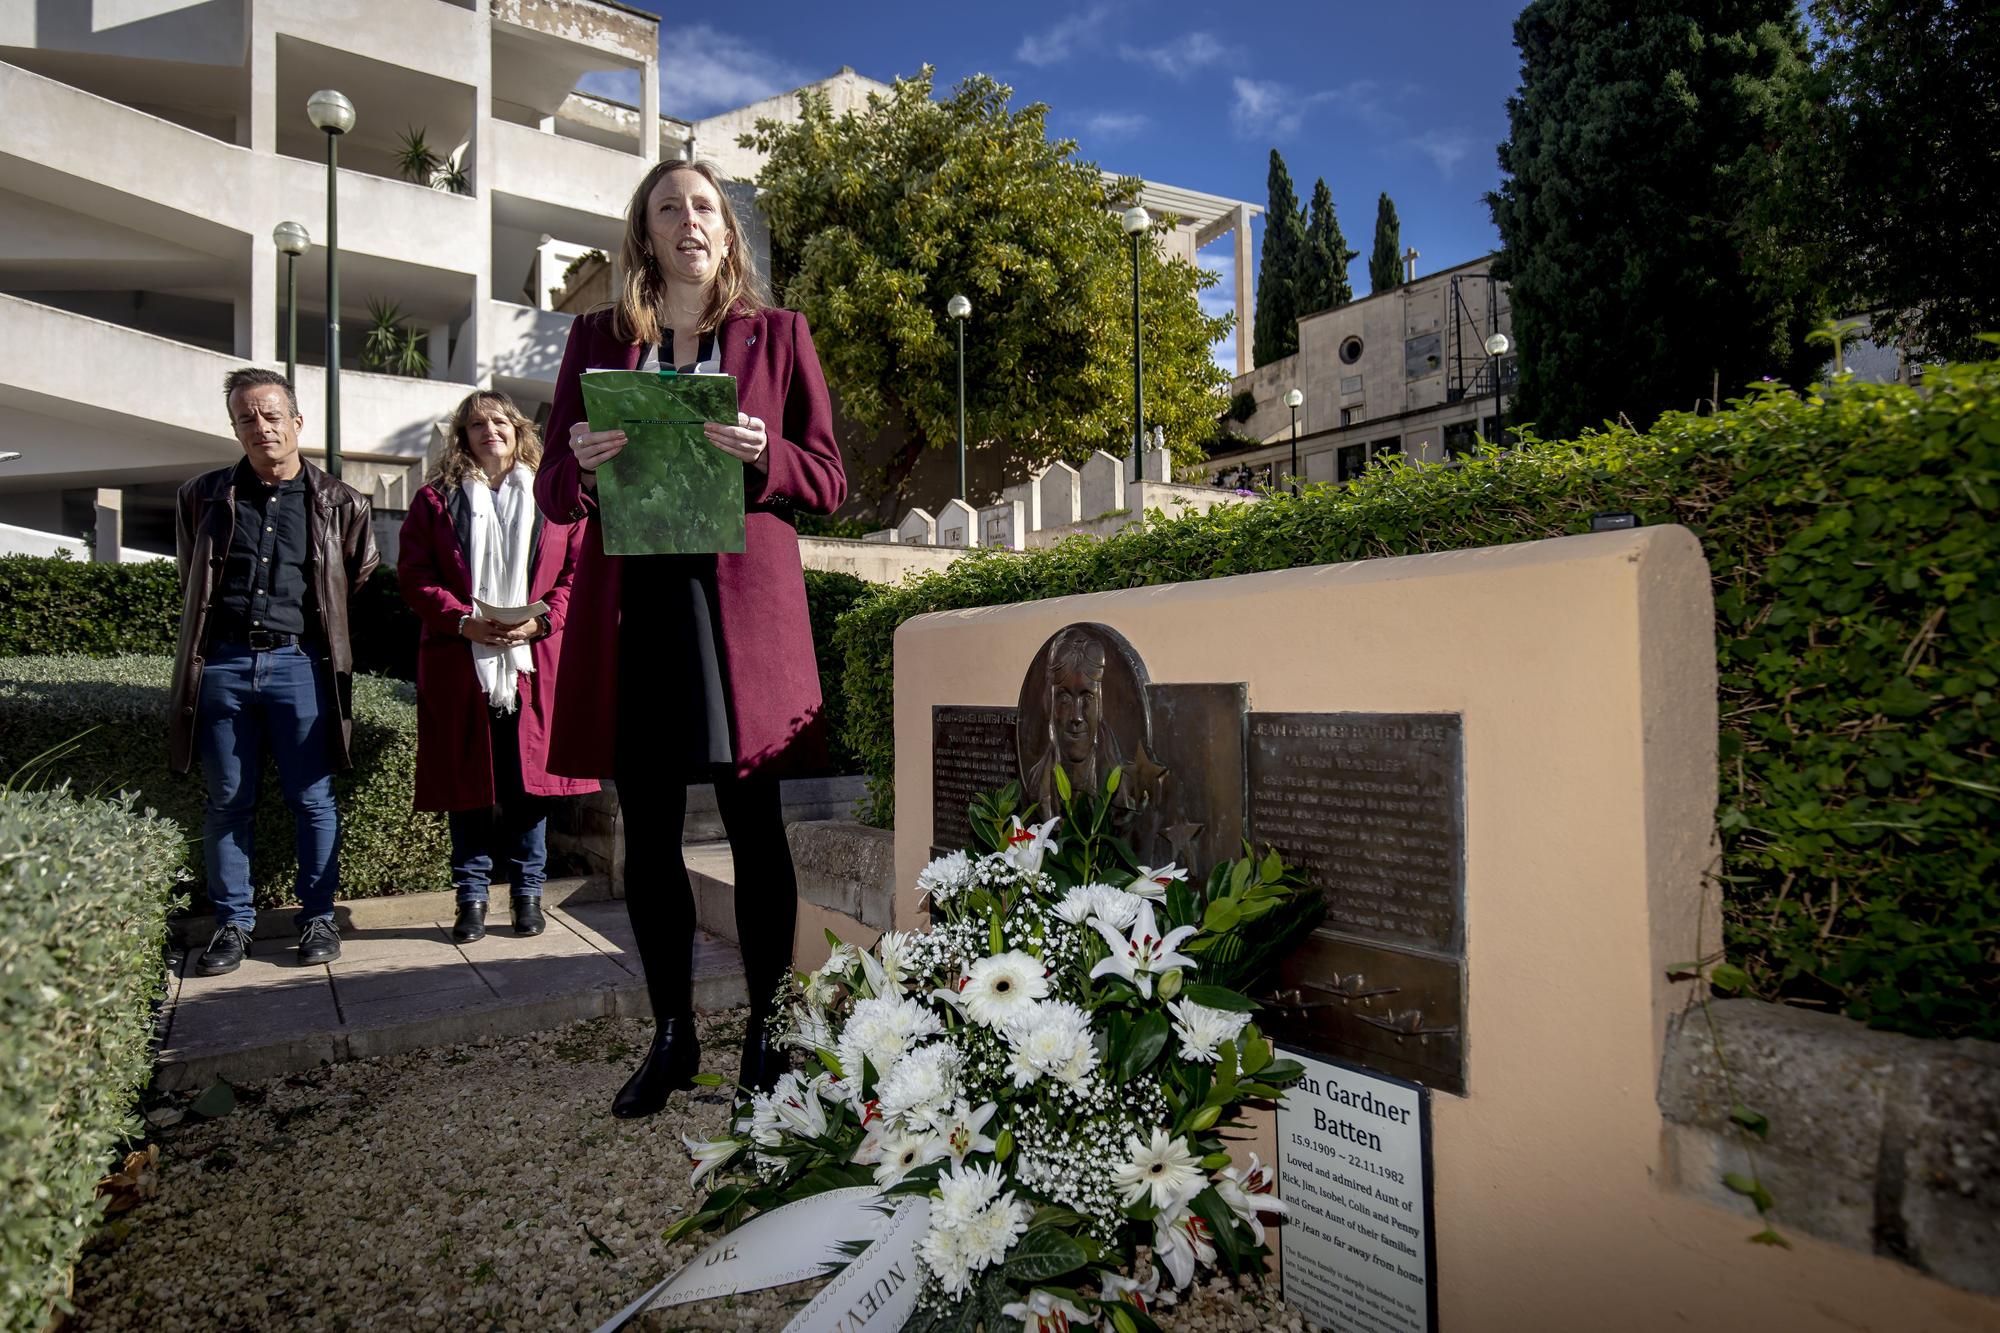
[1005,1227,1091,1281]
[1229,859,1252,894]
[1242,1037,1271,1075]
[690,1072,726,1086]
[978,1271,1016,1331]
[1201,898,1243,933]
[1112,1303,1166,1333]
[1189,1187,1248,1271]
[1260,849,1284,882]
[860,1055,881,1100]
[1120,1008,1171,1080]
[1180,983,1257,1012]
[990,909,1006,955]
[1260,1059,1307,1085]
[1028,1205,1087,1232]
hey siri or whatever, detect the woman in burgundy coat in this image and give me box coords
[536,158,848,1117]
[400,391,597,944]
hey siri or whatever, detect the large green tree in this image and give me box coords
[745,70,1232,510]
[1368,192,1402,295]
[1488,0,1830,437]
[1804,0,1999,362]
[1297,178,1357,317]
[1252,150,1307,366]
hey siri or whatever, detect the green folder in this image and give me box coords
[579,370,743,555]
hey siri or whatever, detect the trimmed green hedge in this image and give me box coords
[803,568,871,774]
[0,656,448,906]
[0,786,181,1332]
[835,366,2000,1039]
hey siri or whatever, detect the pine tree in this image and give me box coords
[1488,0,1829,437]
[1297,178,1357,317]
[1368,192,1402,295]
[1253,149,1308,366]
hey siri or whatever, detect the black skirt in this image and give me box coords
[616,553,734,779]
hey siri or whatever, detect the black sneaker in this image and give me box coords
[297,917,341,965]
[196,924,251,976]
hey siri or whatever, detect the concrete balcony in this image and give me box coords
[0,295,470,492]
[487,117,641,236]
[271,153,480,277]
[487,300,574,401]
[271,0,481,88]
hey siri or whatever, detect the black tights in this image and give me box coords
[612,764,798,1024]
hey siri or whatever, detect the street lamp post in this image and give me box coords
[1121,205,1149,480]
[307,89,355,478]
[1484,331,1512,446]
[948,294,971,501]
[272,221,310,387]
[1284,388,1304,495]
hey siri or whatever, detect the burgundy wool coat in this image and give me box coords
[398,481,600,811]
[535,306,849,780]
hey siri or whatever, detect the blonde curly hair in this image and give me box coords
[430,390,543,492]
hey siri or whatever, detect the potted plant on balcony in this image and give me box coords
[361,297,431,378]
[394,127,441,187]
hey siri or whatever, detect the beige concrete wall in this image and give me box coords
[798,536,966,585]
[887,527,1999,1331]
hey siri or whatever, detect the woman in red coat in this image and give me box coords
[536,158,847,1117]
[400,391,597,943]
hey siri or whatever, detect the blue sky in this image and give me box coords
[594,1,1523,371]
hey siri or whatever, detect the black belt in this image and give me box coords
[243,629,304,651]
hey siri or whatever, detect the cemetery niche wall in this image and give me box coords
[887,528,1998,1333]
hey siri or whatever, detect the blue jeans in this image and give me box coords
[197,642,339,931]
[448,705,550,904]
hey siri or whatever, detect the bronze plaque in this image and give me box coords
[931,706,1020,852]
[1262,931,1466,1094]
[1016,623,1167,820]
[1247,713,1465,955]
[1142,682,1248,882]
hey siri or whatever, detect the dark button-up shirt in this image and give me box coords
[213,459,313,638]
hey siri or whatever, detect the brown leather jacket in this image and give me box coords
[169,460,380,775]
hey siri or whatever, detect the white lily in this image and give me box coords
[1098,1269,1174,1313]
[1001,815,1060,874]
[681,1134,741,1189]
[1152,1183,1216,1289]
[1000,1289,1097,1332]
[1125,863,1188,900]
[939,1100,1000,1164]
[1088,899,1199,998]
[1213,1152,1288,1245]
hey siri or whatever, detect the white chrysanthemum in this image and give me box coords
[1003,1000,1098,1089]
[876,1041,962,1129]
[834,994,942,1083]
[1112,1128,1204,1210]
[916,850,975,905]
[918,1219,973,1296]
[872,1126,945,1187]
[1053,883,1143,931]
[961,1196,1032,1270]
[1168,999,1252,1063]
[960,950,1051,1028]
[935,1159,1007,1228]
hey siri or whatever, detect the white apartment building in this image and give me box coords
[0,0,1257,558]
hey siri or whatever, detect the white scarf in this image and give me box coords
[465,464,536,712]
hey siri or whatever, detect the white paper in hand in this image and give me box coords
[473,596,550,625]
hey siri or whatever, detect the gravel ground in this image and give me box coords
[72,1013,1306,1332]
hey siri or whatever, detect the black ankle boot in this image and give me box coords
[451,901,487,944]
[612,1016,700,1119]
[737,1008,787,1094]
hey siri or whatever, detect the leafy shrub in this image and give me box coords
[0,656,448,906]
[0,555,178,656]
[0,786,181,1332]
[834,365,2000,1039]
[802,568,874,774]
[1226,387,1259,422]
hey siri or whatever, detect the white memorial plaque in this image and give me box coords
[1276,1048,1435,1333]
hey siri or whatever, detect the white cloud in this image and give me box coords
[1017,4,1114,67]
[1230,78,1306,138]
[1119,32,1236,78]
[655,23,811,120]
[1084,111,1149,138]
[1409,128,1474,177]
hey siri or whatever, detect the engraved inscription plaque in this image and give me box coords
[1262,932,1465,1094]
[931,706,1020,853]
[1143,682,1248,883]
[1248,713,1464,955]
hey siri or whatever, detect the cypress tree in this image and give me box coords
[1297,178,1357,317]
[1369,192,1402,295]
[1488,0,1826,437]
[1253,149,1308,366]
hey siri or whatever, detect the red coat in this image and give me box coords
[398,481,600,810]
[535,306,849,780]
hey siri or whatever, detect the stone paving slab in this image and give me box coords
[155,880,745,1093]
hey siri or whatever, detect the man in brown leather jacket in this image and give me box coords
[171,367,379,975]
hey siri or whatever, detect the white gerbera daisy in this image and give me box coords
[1112,1128,1204,1210]
[960,950,1051,1028]
[872,1126,945,1187]
[1167,998,1251,1063]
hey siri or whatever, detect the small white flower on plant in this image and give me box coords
[1167,998,1251,1063]
[960,1194,1033,1270]
[1001,815,1060,874]
[916,849,975,905]
[1002,1000,1098,1089]
[939,1100,1000,1164]
[961,950,1051,1028]
[918,1220,973,1296]
[681,1134,740,1189]
[1098,1269,1174,1313]
[1213,1152,1287,1245]
[1053,883,1143,931]
[876,1041,962,1129]
[1000,1288,1097,1332]
[1112,1127,1204,1210]
[1125,863,1188,900]
[1153,1183,1217,1289]
[1089,899,1199,998]
[872,1126,945,1187]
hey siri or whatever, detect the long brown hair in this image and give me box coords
[613,158,768,348]
[430,390,544,492]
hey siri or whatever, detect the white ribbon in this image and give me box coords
[592,1188,930,1333]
